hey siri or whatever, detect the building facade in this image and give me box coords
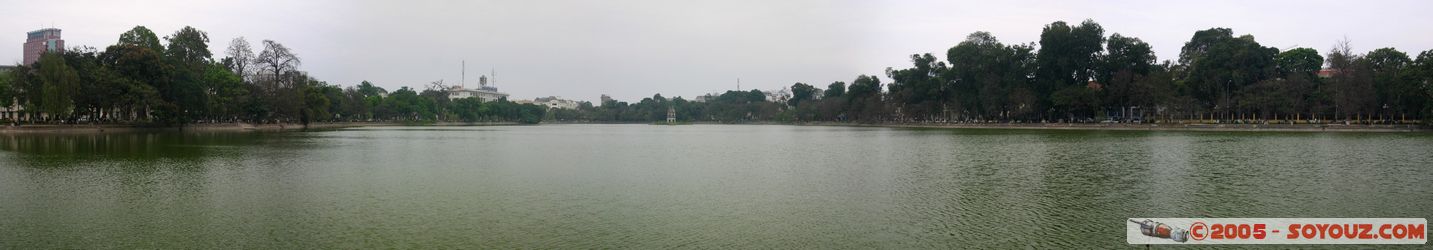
[533,96,579,110]
[448,75,509,102]
[23,28,64,66]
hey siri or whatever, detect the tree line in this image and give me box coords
[559,20,1433,125]
[0,25,547,126]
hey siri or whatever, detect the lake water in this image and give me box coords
[1,125,1430,248]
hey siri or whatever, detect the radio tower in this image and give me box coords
[461,60,466,89]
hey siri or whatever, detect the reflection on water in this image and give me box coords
[0,132,282,159]
[0,125,1430,248]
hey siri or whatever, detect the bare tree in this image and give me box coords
[1326,36,1374,121]
[427,80,449,92]
[224,37,255,79]
[253,40,300,88]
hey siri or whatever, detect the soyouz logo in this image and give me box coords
[1127,218,1427,244]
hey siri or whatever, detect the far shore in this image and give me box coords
[2,120,1427,134]
[802,121,1429,133]
[0,121,522,134]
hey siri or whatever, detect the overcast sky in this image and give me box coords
[4,0,1431,102]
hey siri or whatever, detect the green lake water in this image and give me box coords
[1,125,1430,248]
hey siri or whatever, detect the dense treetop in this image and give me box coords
[5,20,1433,126]
[3,26,547,125]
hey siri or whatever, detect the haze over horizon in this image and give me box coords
[4,0,1431,103]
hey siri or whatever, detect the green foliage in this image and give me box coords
[1100,33,1155,81]
[1033,20,1107,118]
[555,19,1427,125]
[823,81,845,99]
[1362,48,1420,119]
[117,26,163,53]
[9,21,1432,126]
[1415,50,1433,123]
[0,67,14,109]
[886,53,949,118]
[1050,85,1100,120]
[202,63,248,121]
[1276,48,1323,77]
[357,81,386,97]
[166,26,212,70]
[1099,34,1163,114]
[945,31,1037,119]
[847,75,881,99]
[789,82,817,107]
[1364,48,1411,71]
[1037,20,1105,90]
[451,98,485,122]
[36,53,80,119]
[1180,29,1279,110]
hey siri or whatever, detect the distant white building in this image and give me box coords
[534,96,580,110]
[764,87,791,103]
[448,75,508,102]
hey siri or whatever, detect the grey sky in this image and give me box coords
[4,0,1431,102]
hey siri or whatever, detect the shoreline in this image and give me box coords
[800,121,1429,133]
[549,121,1429,132]
[0,121,522,134]
[1,121,1427,134]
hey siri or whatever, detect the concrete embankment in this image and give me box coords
[0,121,522,134]
[802,122,1429,133]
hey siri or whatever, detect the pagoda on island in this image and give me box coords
[666,107,676,124]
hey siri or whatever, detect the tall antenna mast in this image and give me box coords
[461,60,466,89]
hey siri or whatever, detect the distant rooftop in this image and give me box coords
[27,28,60,36]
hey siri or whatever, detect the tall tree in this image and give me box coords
[1363,47,1416,119]
[1414,50,1433,123]
[846,74,883,121]
[946,31,1036,120]
[1099,33,1155,82]
[164,26,215,123]
[823,81,846,99]
[788,82,817,107]
[0,67,14,112]
[1179,28,1278,116]
[202,63,248,121]
[165,26,212,67]
[102,36,171,122]
[254,40,301,88]
[223,37,255,78]
[357,80,386,97]
[885,53,949,119]
[1036,20,1105,94]
[1325,38,1375,120]
[1098,33,1157,119]
[1276,48,1323,77]
[1035,20,1105,119]
[117,26,164,53]
[36,53,81,121]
